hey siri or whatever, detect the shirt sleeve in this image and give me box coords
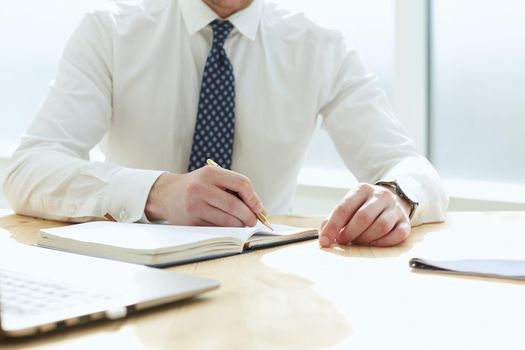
[317,35,448,226]
[2,12,163,223]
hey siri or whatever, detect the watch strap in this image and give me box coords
[376,180,419,220]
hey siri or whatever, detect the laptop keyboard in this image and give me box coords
[0,268,116,318]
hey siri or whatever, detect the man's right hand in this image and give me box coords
[144,166,265,227]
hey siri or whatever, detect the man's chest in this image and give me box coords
[109,30,322,144]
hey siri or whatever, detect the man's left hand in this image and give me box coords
[319,183,412,248]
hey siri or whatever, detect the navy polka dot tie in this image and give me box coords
[188,20,236,171]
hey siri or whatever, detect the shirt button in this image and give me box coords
[119,210,128,221]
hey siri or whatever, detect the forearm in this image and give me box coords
[319,43,448,225]
[3,141,163,223]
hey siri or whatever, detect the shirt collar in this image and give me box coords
[179,0,264,41]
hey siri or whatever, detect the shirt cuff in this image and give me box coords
[105,168,165,223]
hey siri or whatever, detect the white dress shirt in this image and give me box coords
[3,0,448,225]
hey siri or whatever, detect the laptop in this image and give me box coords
[0,237,219,339]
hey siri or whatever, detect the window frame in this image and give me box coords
[392,0,430,156]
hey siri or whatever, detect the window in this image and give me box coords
[430,0,525,184]
[0,1,108,146]
[279,0,395,172]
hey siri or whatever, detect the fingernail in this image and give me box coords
[319,236,331,247]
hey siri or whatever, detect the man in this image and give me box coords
[3,0,448,247]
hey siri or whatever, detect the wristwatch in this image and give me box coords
[376,180,419,220]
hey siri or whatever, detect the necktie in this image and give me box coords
[188,20,235,172]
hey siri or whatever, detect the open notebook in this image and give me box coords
[37,222,318,267]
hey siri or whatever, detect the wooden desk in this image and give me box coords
[1,211,525,349]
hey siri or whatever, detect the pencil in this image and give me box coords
[206,159,274,231]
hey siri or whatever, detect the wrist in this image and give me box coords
[145,172,179,221]
[375,180,419,220]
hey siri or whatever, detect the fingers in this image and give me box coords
[194,204,245,228]
[204,166,265,215]
[183,166,264,227]
[319,184,412,248]
[351,207,399,245]
[206,187,258,226]
[336,196,389,245]
[185,175,257,227]
[318,185,371,247]
[370,221,411,247]
[187,218,215,227]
